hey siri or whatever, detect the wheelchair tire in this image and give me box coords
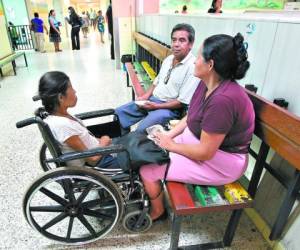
[39,143,56,171]
[122,210,152,233]
[23,167,124,244]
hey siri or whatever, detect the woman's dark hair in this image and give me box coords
[37,71,70,115]
[202,33,250,80]
[48,9,55,17]
[171,23,195,43]
[68,6,79,19]
[182,5,187,11]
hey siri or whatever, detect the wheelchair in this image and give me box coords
[16,106,152,245]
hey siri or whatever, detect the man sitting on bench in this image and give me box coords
[139,33,255,221]
[115,23,199,133]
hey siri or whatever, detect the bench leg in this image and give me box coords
[24,53,28,67]
[269,170,300,240]
[131,87,135,101]
[0,68,3,77]
[223,209,243,247]
[126,72,130,87]
[170,214,182,250]
[12,61,17,75]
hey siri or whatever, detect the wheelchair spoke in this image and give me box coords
[81,198,102,208]
[78,215,96,236]
[42,212,68,230]
[82,208,114,220]
[76,183,94,205]
[30,205,64,212]
[61,179,76,204]
[40,187,68,206]
[66,217,74,240]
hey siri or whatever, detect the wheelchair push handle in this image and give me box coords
[32,95,41,101]
[16,117,38,128]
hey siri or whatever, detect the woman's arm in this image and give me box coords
[65,135,101,165]
[155,130,225,161]
[50,19,60,34]
[165,116,187,138]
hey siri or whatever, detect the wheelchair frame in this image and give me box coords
[16,108,152,245]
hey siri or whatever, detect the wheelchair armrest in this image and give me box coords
[75,109,116,120]
[47,144,127,164]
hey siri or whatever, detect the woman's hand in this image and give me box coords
[98,135,112,146]
[153,132,176,151]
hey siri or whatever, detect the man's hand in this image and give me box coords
[98,135,112,146]
[140,101,159,110]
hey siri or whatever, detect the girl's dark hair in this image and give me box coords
[202,33,250,80]
[48,9,55,17]
[37,71,70,115]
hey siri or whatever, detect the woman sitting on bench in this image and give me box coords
[140,33,255,221]
[36,71,120,169]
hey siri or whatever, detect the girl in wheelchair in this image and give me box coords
[37,71,120,169]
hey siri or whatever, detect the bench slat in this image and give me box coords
[166,182,195,215]
[133,32,172,61]
[141,61,157,81]
[125,62,145,97]
[167,182,252,216]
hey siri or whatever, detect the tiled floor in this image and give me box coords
[0,32,269,250]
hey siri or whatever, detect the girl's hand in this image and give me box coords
[153,132,176,151]
[98,135,112,146]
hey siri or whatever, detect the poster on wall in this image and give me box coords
[160,0,285,13]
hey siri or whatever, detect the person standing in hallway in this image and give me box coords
[48,9,62,52]
[8,22,18,50]
[81,11,89,38]
[30,12,48,53]
[97,10,105,43]
[115,23,199,133]
[106,3,114,59]
[65,7,81,50]
[90,9,97,30]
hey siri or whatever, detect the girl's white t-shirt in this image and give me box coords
[44,115,100,167]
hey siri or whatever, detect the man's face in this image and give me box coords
[171,30,193,61]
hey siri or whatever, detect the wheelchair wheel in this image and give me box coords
[39,143,56,171]
[122,210,152,233]
[23,167,124,244]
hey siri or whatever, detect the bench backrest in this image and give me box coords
[246,89,300,171]
[133,32,172,61]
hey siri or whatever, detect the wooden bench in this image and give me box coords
[123,32,172,100]
[0,51,28,78]
[165,89,300,249]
